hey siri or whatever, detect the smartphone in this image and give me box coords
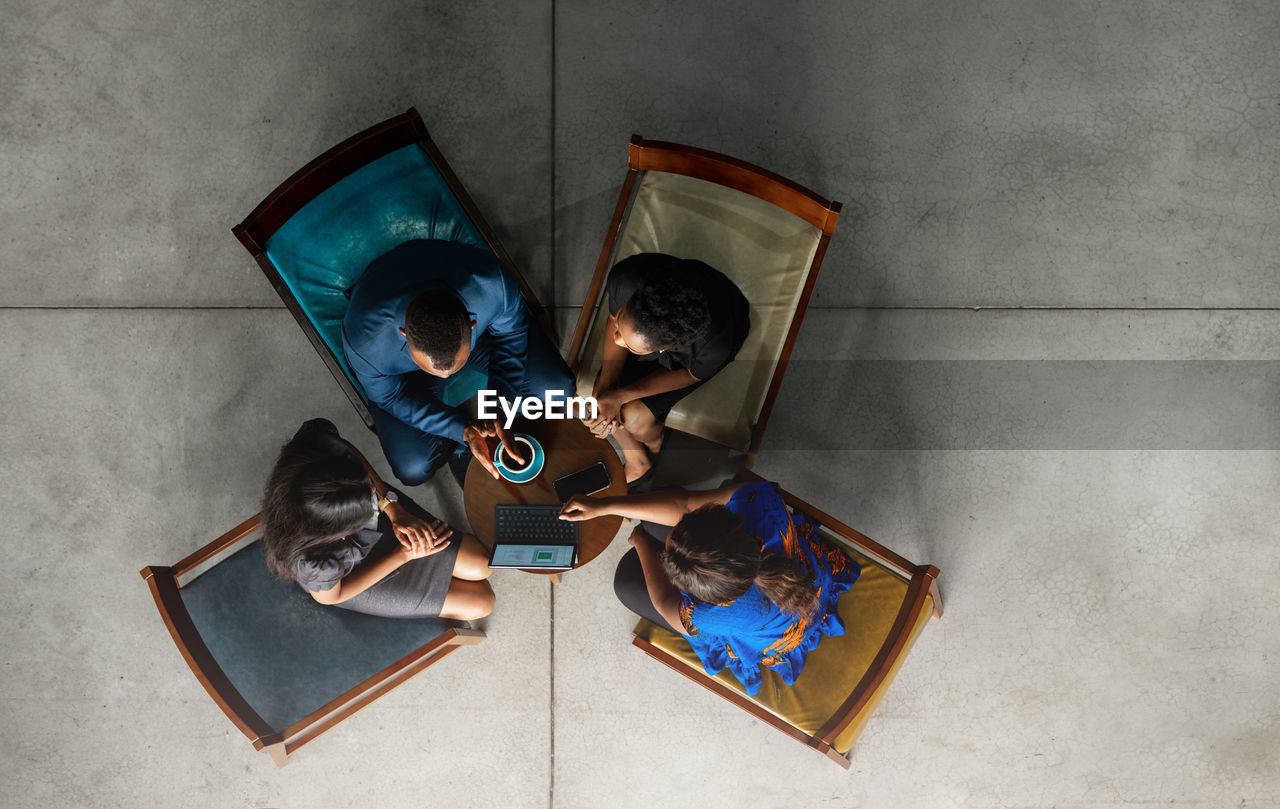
[553,462,612,502]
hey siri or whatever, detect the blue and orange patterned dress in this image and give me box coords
[677,481,861,696]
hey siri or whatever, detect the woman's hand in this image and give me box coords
[594,390,625,426]
[586,416,620,438]
[583,391,624,437]
[398,523,453,560]
[559,494,607,522]
[387,504,453,551]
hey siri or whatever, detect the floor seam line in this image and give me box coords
[549,3,557,805]
[6,305,1280,312]
[548,577,556,809]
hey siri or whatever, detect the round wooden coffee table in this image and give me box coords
[464,417,626,576]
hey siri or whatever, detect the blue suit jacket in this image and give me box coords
[341,240,529,443]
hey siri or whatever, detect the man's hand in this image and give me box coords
[494,420,525,467]
[387,504,453,550]
[464,420,526,479]
[559,494,605,522]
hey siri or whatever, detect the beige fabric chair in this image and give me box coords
[568,137,841,459]
[631,473,942,768]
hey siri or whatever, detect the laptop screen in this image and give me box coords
[490,543,576,568]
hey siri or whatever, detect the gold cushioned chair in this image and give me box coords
[566,137,842,463]
[631,473,942,768]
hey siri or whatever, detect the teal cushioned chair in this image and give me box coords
[140,514,484,766]
[233,108,551,425]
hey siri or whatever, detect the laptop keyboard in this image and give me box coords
[494,504,579,545]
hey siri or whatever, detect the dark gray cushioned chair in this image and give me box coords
[140,514,483,766]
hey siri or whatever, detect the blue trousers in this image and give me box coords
[370,327,574,486]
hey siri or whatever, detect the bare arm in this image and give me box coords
[334,435,452,547]
[308,546,410,605]
[593,313,629,396]
[587,311,697,433]
[608,366,698,403]
[309,533,452,605]
[585,314,633,435]
[587,366,699,434]
[630,527,687,634]
[560,483,744,527]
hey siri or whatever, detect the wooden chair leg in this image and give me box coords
[265,740,289,768]
[449,628,486,645]
[822,746,852,769]
[921,565,943,619]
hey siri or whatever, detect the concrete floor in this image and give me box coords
[3,1,1279,806]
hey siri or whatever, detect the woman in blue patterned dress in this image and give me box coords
[559,480,860,696]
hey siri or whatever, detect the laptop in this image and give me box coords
[488,504,579,570]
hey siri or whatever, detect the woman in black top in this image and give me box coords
[584,253,751,485]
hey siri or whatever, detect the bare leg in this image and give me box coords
[622,400,664,454]
[613,424,651,483]
[439,578,495,621]
[448,533,494,581]
[614,401,666,482]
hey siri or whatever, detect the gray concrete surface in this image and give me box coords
[2,0,553,306]
[3,0,1278,807]
[553,0,1280,308]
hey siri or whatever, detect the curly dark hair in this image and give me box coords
[403,290,471,369]
[662,505,817,617]
[626,271,711,352]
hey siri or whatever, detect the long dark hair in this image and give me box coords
[260,435,375,583]
[662,505,817,617]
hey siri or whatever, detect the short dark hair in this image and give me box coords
[404,290,470,369]
[627,272,710,352]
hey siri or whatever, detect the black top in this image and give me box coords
[605,253,751,380]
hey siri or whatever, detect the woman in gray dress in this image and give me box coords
[260,419,494,620]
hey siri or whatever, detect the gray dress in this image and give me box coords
[288,419,462,618]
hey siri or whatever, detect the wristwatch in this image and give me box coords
[377,489,399,512]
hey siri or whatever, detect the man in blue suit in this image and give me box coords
[342,239,573,485]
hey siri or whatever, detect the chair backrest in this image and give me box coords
[568,137,841,457]
[140,513,481,765]
[233,108,551,428]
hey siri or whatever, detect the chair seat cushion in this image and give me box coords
[180,541,449,731]
[262,144,487,401]
[634,541,933,755]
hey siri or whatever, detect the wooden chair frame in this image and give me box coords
[631,470,941,768]
[232,107,555,429]
[566,136,843,464]
[139,514,484,767]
